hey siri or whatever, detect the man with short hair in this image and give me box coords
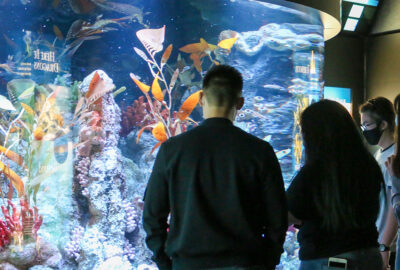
[143,65,287,270]
[360,97,397,269]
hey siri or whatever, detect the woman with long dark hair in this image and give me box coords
[287,99,383,270]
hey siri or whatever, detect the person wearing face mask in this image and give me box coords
[360,97,397,270]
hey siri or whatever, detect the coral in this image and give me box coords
[120,96,170,137]
[71,70,132,269]
[123,200,138,233]
[0,198,43,249]
[65,226,85,260]
[123,239,135,261]
[75,157,90,197]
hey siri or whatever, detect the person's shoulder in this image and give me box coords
[163,125,204,147]
[233,126,273,149]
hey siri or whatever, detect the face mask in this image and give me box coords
[362,125,383,145]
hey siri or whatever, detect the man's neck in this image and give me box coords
[203,107,235,122]
[379,131,395,150]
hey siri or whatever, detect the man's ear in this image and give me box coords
[237,97,244,110]
[199,90,205,107]
[380,120,388,131]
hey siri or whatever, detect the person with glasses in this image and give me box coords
[360,97,397,270]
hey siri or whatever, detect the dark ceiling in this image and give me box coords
[341,0,383,36]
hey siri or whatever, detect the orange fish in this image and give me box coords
[179,38,216,55]
[151,76,164,102]
[177,90,201,121]
[152,122,168,142]
[86,72,101,99]
[130,73,150,94]
[33,127,44,140]
[0,145,25,168]
[190,54,202,73]
[161,44,172,65]
[0,161,24,197]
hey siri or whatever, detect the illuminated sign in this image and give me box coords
[324,87,352,114]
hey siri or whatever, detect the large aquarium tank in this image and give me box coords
[0,0,327,269]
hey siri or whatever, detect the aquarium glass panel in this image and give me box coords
[0,0,324,269]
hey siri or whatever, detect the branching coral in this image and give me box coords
[0,197,43,249]
[65,225,85,260]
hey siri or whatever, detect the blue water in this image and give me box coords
[0,0,324,269]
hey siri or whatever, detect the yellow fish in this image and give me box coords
[218,37,238,52]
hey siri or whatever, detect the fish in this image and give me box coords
[275,148,291,159]
[161,44,172,66]
[190,53,202,73]
[53,25,64,40]
[152,121,167,142]
[217,37,237,52]
[177,90,201,121]
[180,38,217,55]
[113,86,126,97]
[151,76,164,102]
[130,73,150,94]
[90,0,146,26]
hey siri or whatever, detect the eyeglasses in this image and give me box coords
[360,120,381,131]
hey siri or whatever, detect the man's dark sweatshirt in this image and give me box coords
[143,118,288,270]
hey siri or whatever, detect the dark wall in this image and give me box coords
[366,33,400,101]
[324,34,365,123]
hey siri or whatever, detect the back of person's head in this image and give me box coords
[359,97,396,133]
[301,99,381,232]
[393,94,400,177]
[202,65,243,108]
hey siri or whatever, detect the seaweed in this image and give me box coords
[130,26,201,153]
